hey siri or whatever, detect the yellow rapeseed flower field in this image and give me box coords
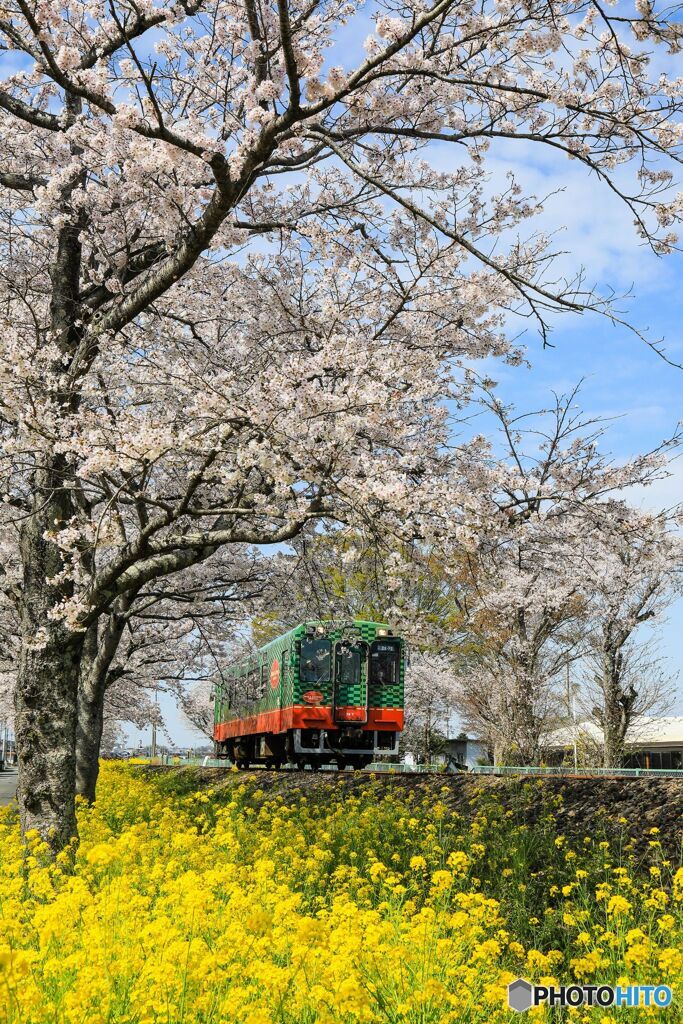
[0,765,680,1023]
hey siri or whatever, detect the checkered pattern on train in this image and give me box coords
[368,631,404,710]
[366,622,404,709]
[327,620,404,710]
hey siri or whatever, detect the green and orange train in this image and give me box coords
[213,620,405,769]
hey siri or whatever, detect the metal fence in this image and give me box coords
[128,756,443,773]
[124,758,683,778]
[471,764,683,779]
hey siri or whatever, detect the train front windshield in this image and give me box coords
[335,643,364,686]
[370,640,400,685]
[300,637,332,683]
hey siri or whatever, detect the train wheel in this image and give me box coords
[296,759,305,771]
[336,757,347,771]
[310,760,320,771]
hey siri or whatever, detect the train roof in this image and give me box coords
[222,620,400,679]
[257,619,395,654]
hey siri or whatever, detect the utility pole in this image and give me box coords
[151,682,159,760]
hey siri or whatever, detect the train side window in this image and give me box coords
[300,638,331,683]
[243,663,259,701]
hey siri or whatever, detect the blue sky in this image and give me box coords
[478,140,683,719]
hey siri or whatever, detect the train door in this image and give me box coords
[333,640,368,724]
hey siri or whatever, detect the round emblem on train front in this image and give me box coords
[302,690,324,705]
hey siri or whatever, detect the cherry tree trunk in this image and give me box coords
[15,462,84,853]
[15,616,83,853]
[75,624,104,804]
[601,651,629,768]
[602,687,628,768]
[494,674,540,767]
[75,678,105,804]
[76,602,133,802]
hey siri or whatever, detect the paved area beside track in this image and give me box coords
[0,768,17,805]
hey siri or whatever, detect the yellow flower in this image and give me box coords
[526,950,550,973]
[624,943,650,969]
[0,760,680,1024]
[674,867,683,901]
[446,850,470,873]
[431,870,454,892]
[606,895,631,917]
[658,947,682,973]
[644,889,669,910]
[244,1012,271,1024]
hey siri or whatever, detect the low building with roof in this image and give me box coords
[545,716,683,770]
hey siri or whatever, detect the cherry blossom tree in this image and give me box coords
[0,539,264,798]
[77,544,267,797]
[0,0,681,849]
[449,386,677,764]
[402,653,460,763]
[252,527,466,648]
[575,510,682,766]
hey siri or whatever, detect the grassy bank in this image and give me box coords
[0,764,681,1022]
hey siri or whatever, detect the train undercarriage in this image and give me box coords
[214,726,399,771]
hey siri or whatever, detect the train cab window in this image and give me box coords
[370,640,400,685]
[335,642,363,686]
[300,637,331,683]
